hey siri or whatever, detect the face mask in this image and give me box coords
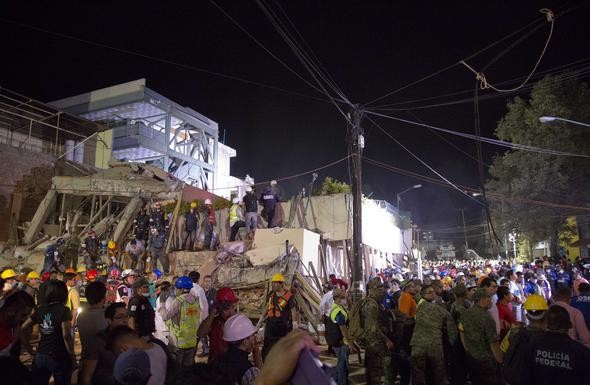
[142,292,151,298]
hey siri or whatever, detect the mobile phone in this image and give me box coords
[289,348,336,385]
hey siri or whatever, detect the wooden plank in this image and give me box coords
[308,261,323,294]
[294,270,321,304]
[78,197,112,238]
[294,291,319,334]
[166,191,183,253]
[113,197,142,245]
[25,234,50,251]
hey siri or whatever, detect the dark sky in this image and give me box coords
[1,0,588,233]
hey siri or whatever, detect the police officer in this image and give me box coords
[261,273,294,360]
[127,277,156,340]
[134,207,150,244]
[150,202,166,232]
[458,288,503,385]
[526,305,590,385]
[84,230,100,268]
[410,285,457,385]
[259,183,280,228]
[362,277,395,385]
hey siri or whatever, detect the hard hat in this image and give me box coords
[86,269,99,281]
[215,287,238,303]
[65,268,77,274]
[109,267,121,279]
[232,197,239,204]
[204,198,212,205]
[77,266,87,274]
[223,314,257,342]
[175,276,193,290]
[271,273,285,282]
[108,240,116,250]
[122,269,137,279]
[1,269,17,279]
[153,269,162,279]
[524,294,548,312]
[245,186,253,192]
[27,271,40,280]
[190,201,198,209]
[270,180,277,186]
[41,271,52,282]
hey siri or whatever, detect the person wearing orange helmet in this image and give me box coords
[197,287,239,363]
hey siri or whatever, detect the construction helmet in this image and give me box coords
[41,271,52,282]
[190,201,198,209]
[215,287,239,303]
[65,268,77,274]
[1,269,17,279]
[270,180,277,186]
[175,276,193,290]
[108,240,116,250]
[109,267,121,279]
[77,266,87,274]
[26,271,41,280]
[121,269,137,279]
[153,269,163,279]
[232,197,239,204]
[223,314,257,342]
[524,294,548,311]
[204,198,212,205]
[86,269,99,282]
[271,273,285,282]
[246,186,253,192]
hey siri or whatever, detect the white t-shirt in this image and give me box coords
[319,290,334,317]
[145,343,167,385]
[190,283,209,322]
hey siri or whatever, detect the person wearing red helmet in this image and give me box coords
[197,287,239,363]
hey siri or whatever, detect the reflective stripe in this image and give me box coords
[267,291,293,318]
[168,294,200,349]
[329,303,348,323]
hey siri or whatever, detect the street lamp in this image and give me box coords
[538,116,590,127]
[397,184,422,211]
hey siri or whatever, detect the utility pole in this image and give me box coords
[348,106,364,302]
[460,208,469,251]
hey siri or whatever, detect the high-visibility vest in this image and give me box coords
[267,291,293,318]
[229,204,240,226]
[329,303,348,323]
[168,294,200,349]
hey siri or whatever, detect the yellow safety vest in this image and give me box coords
[168,294,200,349]
[229,204,240,226]
[330,303,348,323]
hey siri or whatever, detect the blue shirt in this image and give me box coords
[571,295,590,330]
[383,292,396,310]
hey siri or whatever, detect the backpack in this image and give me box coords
[501,327,533,385]
[348,297,378,345]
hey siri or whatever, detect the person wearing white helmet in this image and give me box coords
[229,197,246,242]
[242,185,258,235]
[212,314,262,384]
[116,269,137,305]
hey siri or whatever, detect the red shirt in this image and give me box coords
[207,316,228,363]
[330,277,348,290]
[497,302,517,325]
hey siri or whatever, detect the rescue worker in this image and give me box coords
[242,186,258,235]
[116,269,137,304]
[410,285,457,385]
[526,305,590,384]
[134,207,150,245]
[148,227,169,274]
[229,197,246,242]
[124,239,145,272]
[42,239,63,273]
[197,287,239,363]
[327,288,355,385]
[319,281,335,354]
[64,271,80,330]
[259,184,280,228]
[84,230,100,268]
[23,271,41,302]
[107,240,119,267]
[200,198,216,250]
[159,275,199,371]
[183,202,200,251]
[458,288,503,385]
[149,202,166,232]
[261,273,295,360]
[361,277,395,385]
[127,277,156,339]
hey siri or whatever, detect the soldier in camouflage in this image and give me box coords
[410,285,457,385]
[362,277,396,385]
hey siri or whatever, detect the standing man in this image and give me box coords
[458,288,503,385]
[149,202,166,232]
[63,233,81,270]
[123,239,145,272]
[183,202,200,251]
[259,184,280,228]
[77,281,108,384]
[23,271,41,302]
[507,270,524,322]
[229,198,246,242]
[571,282,590,331]
[189,271,210,331]
[116,269,137,304]
[242,186,258,235]
[149,227,169,275]
[480,277,501,335]
[410,285,457,385]
[84,230,100,269]
[134,207,150,245]
[327,288,355,385]
[319,282,335,354]
[65,271,81,330]
[398,280,418,318]
[551,285,590,348]
[127,278,156,340]
[201,275,216,357]
[261,273,295,359]
[160,276,200,371]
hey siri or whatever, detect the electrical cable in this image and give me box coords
[0,17,334,105]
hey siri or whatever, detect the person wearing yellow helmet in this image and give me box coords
[1,269,18,293]
[261,272,294,360]
[23,271,41,302]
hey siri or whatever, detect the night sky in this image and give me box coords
[1,0,588,234]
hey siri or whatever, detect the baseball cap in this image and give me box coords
[113,348,150,385]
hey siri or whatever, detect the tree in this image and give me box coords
[317,176,351,195]
[486,73,590,258]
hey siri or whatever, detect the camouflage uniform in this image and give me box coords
[410,300,457,385]
[363,278,395,385]
[458,305,500,385]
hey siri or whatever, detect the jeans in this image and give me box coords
[245,212,258,231]
[174,347,196,371]
[152,249,170,273]
[333,345,350,385]
[31,353,72,385]
[183,229,197,250]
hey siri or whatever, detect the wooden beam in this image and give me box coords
[78,197,112,238]
[112,197,142,245]
[166,191,183,254]
[23,189,57,244]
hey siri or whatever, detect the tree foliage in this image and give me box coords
[317,176,351,195]
[486,74,590,256]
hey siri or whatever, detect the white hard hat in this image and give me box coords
[245,186,253,192]
[223,314,257,342]
[232,197,239,204]
[204,198,212,205]
[270,180,277,186]
[121,269,137,278]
